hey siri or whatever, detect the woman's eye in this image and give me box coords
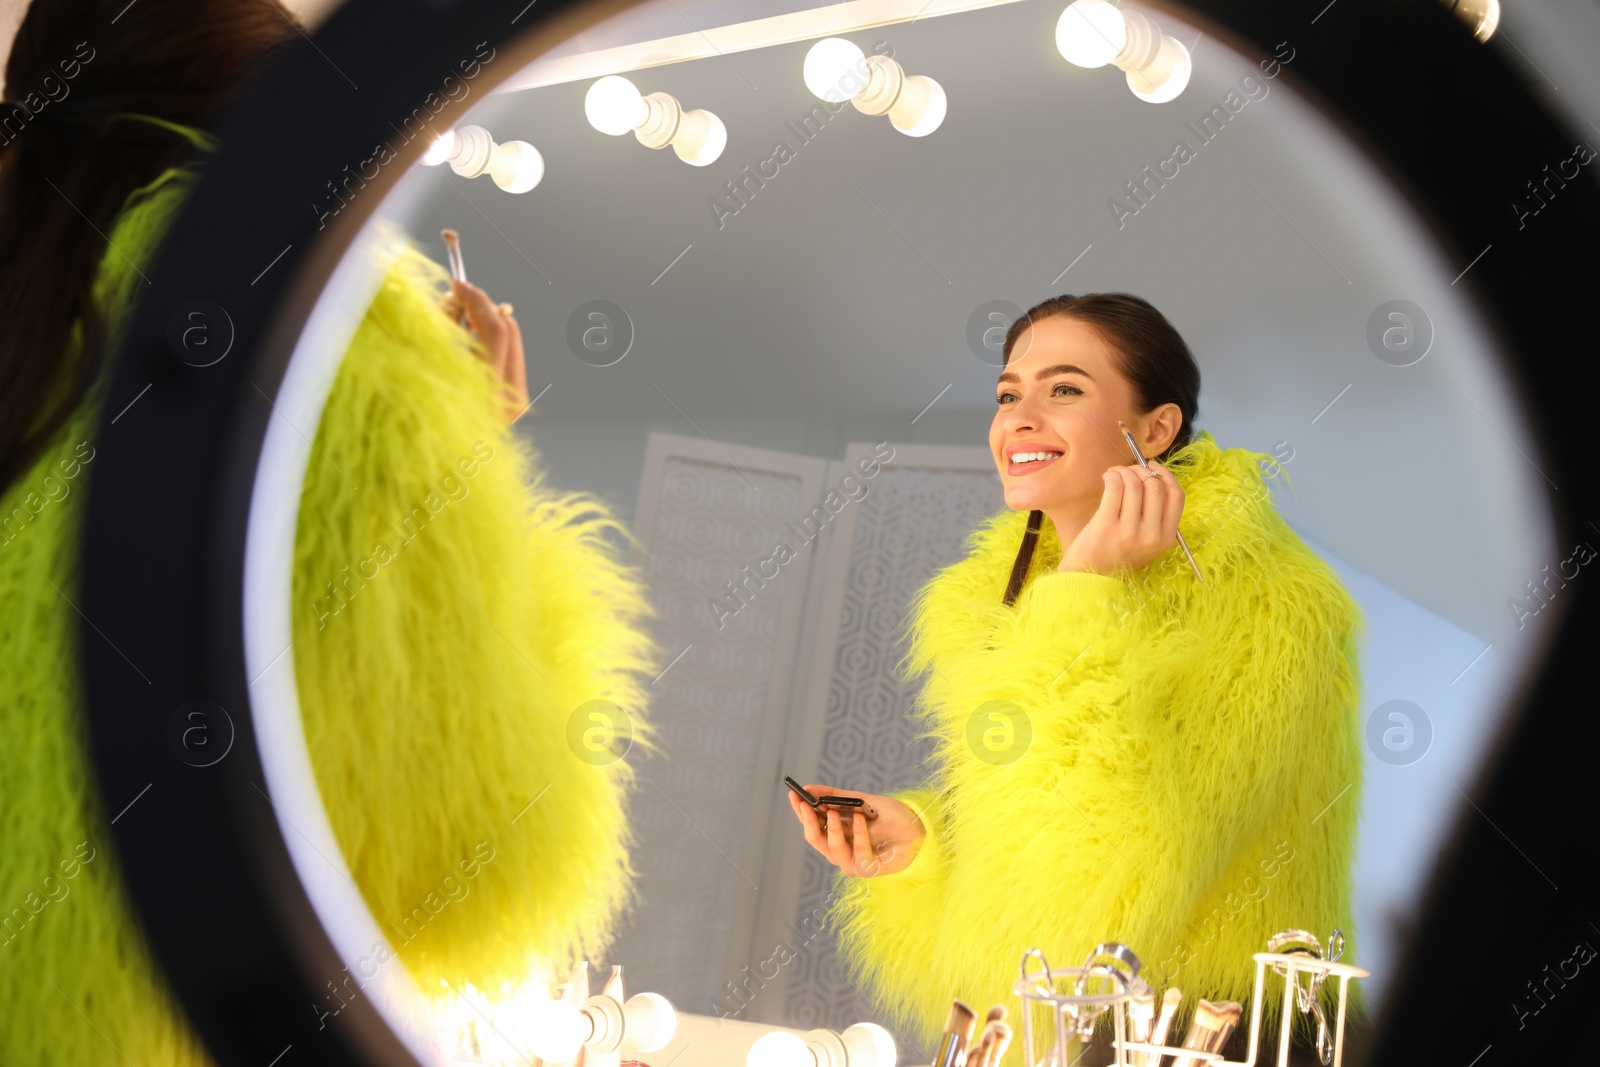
[1053,383,1082,397]
[996,392,1016,405]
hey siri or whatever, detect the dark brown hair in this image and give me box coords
[0,0,299,495]
[999,293,1202,605]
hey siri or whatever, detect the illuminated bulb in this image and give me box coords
[622,992,678,1053]
[1057,2,1193,103]
[672,108,727,166]
[586,75,649,135]
[827,52,949,138]
[887,74,946,136]
[1443,0,1500,41]
[631,91,727,166]
[528,998,591,1062]
[1055,0,1127,68]
[748,1031,814,1067]
[422,128,456,166]
[804,37,869,102]
[842,1023,897,1067]
[1473,0,1501,41]
[487,139,545,192]
[1126,36,1191,103]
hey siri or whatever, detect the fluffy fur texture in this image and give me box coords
[2,157,658,1063]
[291,221,661,995]
[829,432,1366,1057]
[1,165,212,1066]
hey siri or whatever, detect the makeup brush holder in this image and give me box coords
[1013,944,1368,1067]
[1014,948,1142,1067]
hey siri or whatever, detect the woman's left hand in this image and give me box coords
[441,278,530,424]
[1058,460,1184,575]
[788,786,925,878]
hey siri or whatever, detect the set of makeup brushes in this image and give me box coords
[1126,986,1241,1067]
[932,1001,1012,1067]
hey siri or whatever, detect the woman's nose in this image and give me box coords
[1002,396,1042,430]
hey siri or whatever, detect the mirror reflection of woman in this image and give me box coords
[0,2,657,1062]
[789,295,1366,1063]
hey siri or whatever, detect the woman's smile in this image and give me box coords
[1006,449,1064,475]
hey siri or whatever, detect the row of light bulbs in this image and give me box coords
[509,983,896,1067]
[424,0,1504,195]
[419,0,1197,194]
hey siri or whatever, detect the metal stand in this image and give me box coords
[1013,947,1367,1067]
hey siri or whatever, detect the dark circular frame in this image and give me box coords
[77,0,1597,1065]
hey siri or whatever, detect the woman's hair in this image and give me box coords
[0,0,300,495]
[999,293,1202,605]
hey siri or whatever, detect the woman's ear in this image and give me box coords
[1143,402,1185,457]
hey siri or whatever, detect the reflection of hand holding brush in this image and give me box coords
[441,228,515,323]
[437,228,529,423]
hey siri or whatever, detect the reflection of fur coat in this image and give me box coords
[829,432,1365,1056]
[0,161,658,1063]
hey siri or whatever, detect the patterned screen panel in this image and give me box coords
[599,438,827,1016]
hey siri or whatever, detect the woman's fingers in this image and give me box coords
[795,797,828,856]
[1145,461,1183,550]
[452,279,509,360]
[851,812,879,876]
[824,808,851,867]
[502,310,529,419]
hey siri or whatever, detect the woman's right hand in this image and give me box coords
[440,278,530,424]
[788,785,926,877]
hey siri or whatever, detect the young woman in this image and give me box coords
[0,2,658,1063]
[790,295,1366,1063]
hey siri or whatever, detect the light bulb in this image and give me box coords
[1475,0,1501,41]
[528,999,590,1062]
[422,128,456,166]
[842,1024,897,1067]
[748,1031,814,1067]
[672,109,727,166]
[487,140,545,192]
[623,992,678,1053]
[1126,36,1191,103]
[586,75,648,135]
[1056,0,1127,68]
[804,37,869,102]
[1455,0,1500,41]
[887,74,946,137]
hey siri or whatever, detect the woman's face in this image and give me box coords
[989,315,1172,516]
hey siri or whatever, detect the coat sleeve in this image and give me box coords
[829,561,1321,1048]
[291,226,662,995]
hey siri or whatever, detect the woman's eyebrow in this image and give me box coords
[996,363,1095,385]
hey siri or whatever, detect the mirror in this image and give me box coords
[246,0,1557,1062]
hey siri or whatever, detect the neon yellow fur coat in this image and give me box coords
[0,157,658,1062]
[829,433,1366,1056]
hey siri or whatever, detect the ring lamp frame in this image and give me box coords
[77,0,1595,1065]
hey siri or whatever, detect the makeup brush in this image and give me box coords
[1146,987,1182,1066]
[934,1000,978,1067]
[1128,987,1156,1067]
[972,1017,1011,1067]
[1117,420,1203,582]
[967,1026,995,1067]
[440,228,472,330]
[975,1006,1010,1067]
[1167,1000,1242,1067]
